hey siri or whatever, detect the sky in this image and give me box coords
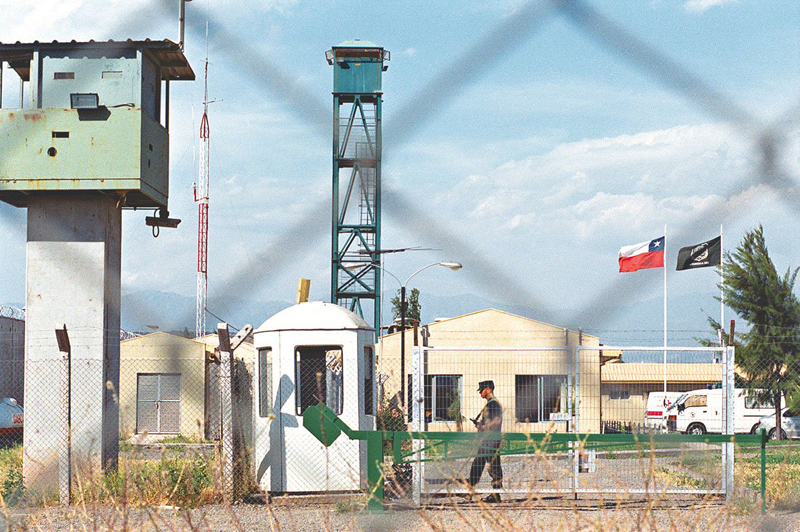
[0,0,798,345]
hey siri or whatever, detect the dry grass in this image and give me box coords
[0,443,795,531]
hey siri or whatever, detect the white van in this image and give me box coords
[664,388,783,435]
[644,392,683,429]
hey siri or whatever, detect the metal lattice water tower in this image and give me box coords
[326,40,389,338]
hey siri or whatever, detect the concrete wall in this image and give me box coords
[0,317,24,404]
[119,332,207,439]
[376,309,602,433]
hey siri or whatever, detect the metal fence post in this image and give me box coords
[760,428,767,515]
[55,325,71,506]
[411,345,424,506]
[725,345,735,500]
[572,344,580,496]
[217,323,234,501]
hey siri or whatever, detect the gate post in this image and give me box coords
[411,345,424,506]
[217,323,234,501]
[572,344,580,495]
[724,345,735,500]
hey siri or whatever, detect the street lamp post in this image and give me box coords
[342,261,462,414]
[397,262,462,413]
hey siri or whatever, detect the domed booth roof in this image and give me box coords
[256,301,371,333]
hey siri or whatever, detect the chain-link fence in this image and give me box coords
[0,0,798,526]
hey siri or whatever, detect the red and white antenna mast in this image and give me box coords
[194,37,210,338]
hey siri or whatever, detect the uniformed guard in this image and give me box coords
[467,380,503,502]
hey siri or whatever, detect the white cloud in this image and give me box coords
[684,0,738,13]
[427,122,797,262]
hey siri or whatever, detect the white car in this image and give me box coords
[752,409,800,440]
[0,397,23,439]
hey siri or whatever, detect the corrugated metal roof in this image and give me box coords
[601,363,722,383]
[0,39,194,81]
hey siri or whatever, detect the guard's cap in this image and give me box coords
[477,380,494,392]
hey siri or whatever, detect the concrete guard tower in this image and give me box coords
[0,39,193,491]
[326,40,389,338]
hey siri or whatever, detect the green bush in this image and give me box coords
[0,445,23,505]
[376,402,406,432]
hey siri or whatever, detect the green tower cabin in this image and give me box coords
[0,39,193,495]
[327,40,389,338]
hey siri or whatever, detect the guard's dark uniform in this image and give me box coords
[468,390,503,489]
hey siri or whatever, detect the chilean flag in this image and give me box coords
[619,236,665,273]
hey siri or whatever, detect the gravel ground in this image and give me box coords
[2,498,798,532]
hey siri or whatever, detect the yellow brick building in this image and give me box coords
[376,309,602,434]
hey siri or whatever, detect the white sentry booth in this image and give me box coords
[252,302,376,493]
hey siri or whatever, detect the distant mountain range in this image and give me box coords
[111,288,728,346]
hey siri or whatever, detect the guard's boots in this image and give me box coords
[481,479,503,503]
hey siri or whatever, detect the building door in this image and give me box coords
[136,373,181,434]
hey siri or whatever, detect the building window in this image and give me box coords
[364,346,374,416]
[258,348,272,418]
[609,390,631,400]
[295,346,343,415]
[515,375,567,423]
[136,373,181,434]
[53,72,75,80]
[407,375,462,422]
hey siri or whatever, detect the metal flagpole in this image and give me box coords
[663,224,667,394]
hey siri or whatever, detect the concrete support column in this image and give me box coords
[24,194,121,492]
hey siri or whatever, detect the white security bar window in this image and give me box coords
[515,375,567,423]
[407,374,462,422]
[295,346,343,415]
[258,347,272,418]
[610,390,631,400]
[364,346,374,416]
[136,373,181,434]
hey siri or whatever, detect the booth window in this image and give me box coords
[515,375,567,423]
[258,348,272,418]
[407,375,462,422]
[364,346,374,415]
[296,346,343,415]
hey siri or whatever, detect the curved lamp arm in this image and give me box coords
[404,261,463,287]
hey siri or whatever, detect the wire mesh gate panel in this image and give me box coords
[408,345,735,501]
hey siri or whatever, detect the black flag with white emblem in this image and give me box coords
[676,236,721,271]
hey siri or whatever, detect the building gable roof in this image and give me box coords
[380,308,599,342]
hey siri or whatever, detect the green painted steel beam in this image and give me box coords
[329,45,386,339]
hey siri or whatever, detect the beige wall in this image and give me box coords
[376,309,602,433]
[119,332,209,438]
